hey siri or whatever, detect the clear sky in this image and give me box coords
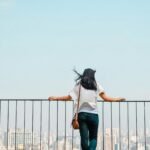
[0,0,150,100]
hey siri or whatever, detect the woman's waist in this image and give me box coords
[79,101,97,107]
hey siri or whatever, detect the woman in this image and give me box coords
[48,68,125,150]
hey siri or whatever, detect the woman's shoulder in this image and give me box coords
[96,82,105,93]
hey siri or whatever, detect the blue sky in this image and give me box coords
[0,0,150,99]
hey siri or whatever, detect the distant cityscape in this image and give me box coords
[0,128,150,150]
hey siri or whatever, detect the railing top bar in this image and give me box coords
[0,99,150,102]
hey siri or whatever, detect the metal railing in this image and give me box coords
[0,99,150,150]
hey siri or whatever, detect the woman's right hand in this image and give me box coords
[48,96,58,101]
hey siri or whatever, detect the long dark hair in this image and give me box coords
[74,68,97,91]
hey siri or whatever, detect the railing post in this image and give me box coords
[102,102,104,150]
[0,100,1,127]
[40,100,43,150]
[127,102,129,150]
[136,102,138,150]
[56,101,59,150]
[144,102,146,150]
[23,100,26,150]
[15,100,18,150]
[64,101,67,150]
[111,102,113,150]
[119,102,121,150]
[7,100,10,150]
[32,100,34,150]
[48,101,51,150]
[72,101,74,150]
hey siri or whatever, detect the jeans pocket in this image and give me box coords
[78,112,87,121]
[89,114,99,124]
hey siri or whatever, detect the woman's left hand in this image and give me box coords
[113,98,126,102]
[118,98,126,101]
[120,98,126,101]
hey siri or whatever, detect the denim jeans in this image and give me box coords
[78,112,99,150]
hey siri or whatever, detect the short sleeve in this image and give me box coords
[97,83,105,94]
[69,84,79,100]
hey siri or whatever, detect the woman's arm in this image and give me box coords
[99,92,125,102]
[48,95,72,101]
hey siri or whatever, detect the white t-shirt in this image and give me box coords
[69,83,105,114]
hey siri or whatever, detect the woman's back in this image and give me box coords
[69,83,104,114]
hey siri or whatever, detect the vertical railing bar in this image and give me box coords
[40,100,43,150]
[56,101,59,150]
[65,101,67,150]
[111,102,113,150]
[0,100,1,149]
[136,102,138,150]
[127,102,129,150]
[23,100,26,150]
[119,102,121,150]
[32,100,34,150]
[102,102,104,150]
[0,100,1,148]
[15,100,18,150]
[48,101,50,150]
[144,102,146,150]
[7,100,10,150]
[72,101,74,150]
[0,101,1,127]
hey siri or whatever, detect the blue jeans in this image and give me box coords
[78,112,99,150]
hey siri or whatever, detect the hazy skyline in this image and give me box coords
[0,0,150,100]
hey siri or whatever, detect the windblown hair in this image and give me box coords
[74,68,97,91]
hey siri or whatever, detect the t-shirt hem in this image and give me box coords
[78,110,98,114]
